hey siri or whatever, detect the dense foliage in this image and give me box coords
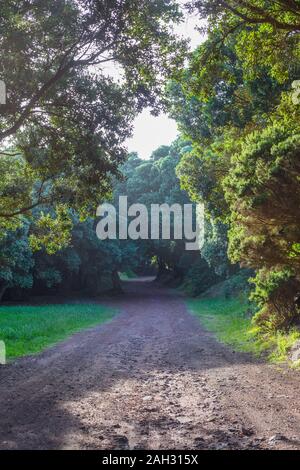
[0,0,185,240]
[0,138,219,301]
[113,143,219,291]
[169,1,300,330]
[1,0,300,335]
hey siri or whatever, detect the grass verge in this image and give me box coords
[187,296,300,364]
[0,303,116,361]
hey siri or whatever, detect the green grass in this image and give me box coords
[187,296,300,364]
[0,303,116,361]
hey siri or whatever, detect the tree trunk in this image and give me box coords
[111,270,123,293]
[0,283,7,303]
[156,259,167,281]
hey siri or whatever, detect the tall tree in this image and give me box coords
[192,1,300,32]
[0,0,186,226]
[190,0,300,82]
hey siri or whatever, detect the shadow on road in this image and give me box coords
[0,280,299,450]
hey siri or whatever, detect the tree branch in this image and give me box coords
[0,34,117,143]
[0,151,21,157]
[222,0,300,31]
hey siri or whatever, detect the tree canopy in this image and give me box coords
[190,0,300,82]
[1,0,300,333]
[168,3,300,330]
[0,0,186,233]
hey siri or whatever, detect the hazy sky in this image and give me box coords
[125,13,204,159]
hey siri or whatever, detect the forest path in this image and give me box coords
[0,280,300,450]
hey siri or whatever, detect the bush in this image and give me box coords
[181,257,219,296]
[251,268,300,331]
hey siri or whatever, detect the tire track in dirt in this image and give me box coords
[0,279,300,449]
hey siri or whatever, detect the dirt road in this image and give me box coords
[1,280,300,450]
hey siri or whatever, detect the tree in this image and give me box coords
[224,96,300,329]
[191,1,300,31]
[168,31,286,278]
[0,153,36,230]
[113,139,212,284]
[201,218,231,277]
[190,1,300,82]
[31,215,141,297]
[0,0,186,228]
[167,22,300,327]
[0,221,34,301]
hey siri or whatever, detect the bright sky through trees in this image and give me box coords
[126,13,204,159]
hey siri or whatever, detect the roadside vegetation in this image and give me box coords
[0,304,116,361]
[1,1,300,355]
[187,279,300,365]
